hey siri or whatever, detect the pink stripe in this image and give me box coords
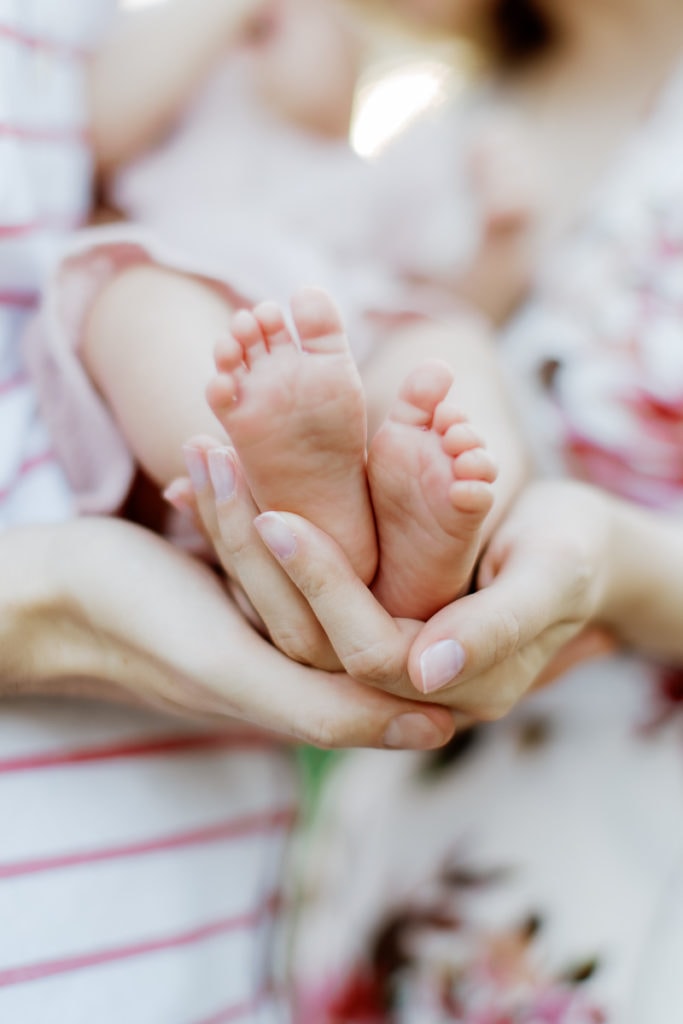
[0,24,87,60]
[0,807,296,879]
[191,989,276,1024]
[0,451,57,505]
[0,896,279,988]
[0,731,276,775]
[0,371,28,397]
[0,289,39,309]
[0,218,79,239]
[0,122,89,146]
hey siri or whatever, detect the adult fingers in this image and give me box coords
[407,546,586,698]
[532,625,617,691]
[416,622,577,721]
[253,510,421,691]
[231,636,457,749]
[182,438,339,670]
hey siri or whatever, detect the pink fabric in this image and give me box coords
[23,228,250,514]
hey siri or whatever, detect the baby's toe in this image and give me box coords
[214,334,244,374]
[291,287,349,355]
[253,301,295,350]
[433,401,468,436]
[206,372,239,414]
[389,361,454,428]
[231,309,268,368]
[452,447,498,484]
[441,421,486,458]
[449,478,495,518]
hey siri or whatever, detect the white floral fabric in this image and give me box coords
[291,58,683,1024]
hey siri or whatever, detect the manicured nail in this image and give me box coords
[208,448,236,503]
[418,639,467,693]
[383,713,448,750]
[182,446,208,492]
[162,481,191,513]
[254,512,297,561]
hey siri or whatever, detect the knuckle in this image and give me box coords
[475,700,512,722]
[270,624,319,666]
[215,520,249,559]
[454,670,521,723]
[493,608,522,663]
[300,570,337,607]
[343,640,403,689]
[301,716,342,750]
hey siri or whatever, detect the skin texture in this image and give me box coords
[234,480,683,717]
[207,290,499,618]
[56,0,683,741]
[174,456,626,724]
[0,518,455,749]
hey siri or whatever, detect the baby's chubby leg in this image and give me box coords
[207,287,377,582]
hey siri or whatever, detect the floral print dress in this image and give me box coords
[291,59,683,1024]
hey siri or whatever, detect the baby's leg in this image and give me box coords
[369,361,497,620]
[207,287,377,582]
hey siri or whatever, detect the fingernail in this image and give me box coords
[208,448,236,503]
[418,640,467,693]
[162,481,191,512]
[182,446,208,493]
[383,713,448,750]
[254,512,297,561]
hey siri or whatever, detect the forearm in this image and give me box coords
[601,497,683,662]
[89,0,265,171]
[364,313,531,524]
[84,264,233,487]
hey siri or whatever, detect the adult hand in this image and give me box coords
[0,517,454,750]
[172,436,341,670]
[239,480,617,721]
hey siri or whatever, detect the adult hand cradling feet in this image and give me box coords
[221,480,626,722]
[1,517,455,751]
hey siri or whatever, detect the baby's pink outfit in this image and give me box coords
[23,56,482,515]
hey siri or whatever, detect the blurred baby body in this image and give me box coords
[111,0,538,350]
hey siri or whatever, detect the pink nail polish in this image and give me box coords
[182,446,208,493]
[418,640,466,693]
[254,512,297,561]
[208,448,236,503]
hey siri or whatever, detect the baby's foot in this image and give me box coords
[207,287,377,582]
[368,361,497,620]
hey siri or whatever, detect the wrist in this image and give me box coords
[0,525,75,694]
[569,487,626,630]
[597,496,679,643]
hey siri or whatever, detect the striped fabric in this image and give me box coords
[0,4,296,1020]
[0,0,95,527]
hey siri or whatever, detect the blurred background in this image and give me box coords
[120,0,465,159]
